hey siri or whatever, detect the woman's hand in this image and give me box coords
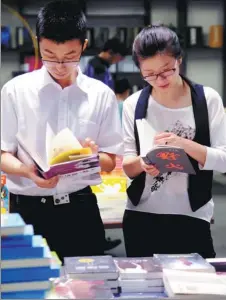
[154,132,185,148]
[140,158,160,177]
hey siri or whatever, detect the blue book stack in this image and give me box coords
[1,213,61,299]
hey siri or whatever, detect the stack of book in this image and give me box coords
[154,253,216,274]
[207,258,226,273]
[47,278,114,299]
[64,255,119,296]
[163,268,226,298]
[154,253,226,298]
[114,257,167,298]
[1,213,61,299]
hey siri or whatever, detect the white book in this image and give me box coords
[136,119,157,158]
[16,127,101,183]
[163,269,226,298]
[119,278,163,288]
[114,257,162,280]
[120,286,164,293]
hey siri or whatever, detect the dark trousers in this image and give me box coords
[123,210,216,259]
[10,187,105,263]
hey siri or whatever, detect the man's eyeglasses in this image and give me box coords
[42,59,80,68]
[143,61,177,82]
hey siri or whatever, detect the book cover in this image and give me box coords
[144,146,196,175]
[2,265,60,284]
[2,245,52,269]
[40,155,100,179]
[2,290,47,299]
[16,127,101,182]
[2,235,47,260]
[56,279,114,300]
[64,256,118,280]
[114,258,162,279]
[163,269,226,298]
[136,119,196,175]
[1,225,34,248]
[1,280,51,292]
[154,253,215,273]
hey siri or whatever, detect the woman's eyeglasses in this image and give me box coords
[42,59,80,68]
[143,68,176,82]
[143,61,178,82]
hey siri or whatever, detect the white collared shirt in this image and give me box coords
[1,66,123,196]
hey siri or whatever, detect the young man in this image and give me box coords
[84,38,127,89]
[1,0,123,262]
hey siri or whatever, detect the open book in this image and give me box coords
[16,128,101,180]
[136,119,196,175]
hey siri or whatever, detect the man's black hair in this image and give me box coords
[103,38,128,56]
[132,24,182,67]
[36,0,86,43]
[115,78,131,94]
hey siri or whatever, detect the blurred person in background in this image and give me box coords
[84,38,128,89]
[85,39,128,251]
[114,78,131,123]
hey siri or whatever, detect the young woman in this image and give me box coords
[122,25,226,258]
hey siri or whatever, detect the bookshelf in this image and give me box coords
[1,0,226,105]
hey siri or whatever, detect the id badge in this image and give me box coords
[53,194,70,205]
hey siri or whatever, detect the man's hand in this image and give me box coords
[140,158,160,177]
[82,137,98,153]
[27,165,59,189]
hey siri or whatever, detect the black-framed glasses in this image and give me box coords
[143,61,177,82]
[42,59,80,68]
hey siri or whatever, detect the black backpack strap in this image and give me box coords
[127,85,151,206]
[187,82,213,212]
[134,85,152,155]
[181,75,212,211]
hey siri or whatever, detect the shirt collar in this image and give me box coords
[39,66,88,94]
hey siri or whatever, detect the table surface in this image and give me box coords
[97,194,126,229]
[97,194,214,228]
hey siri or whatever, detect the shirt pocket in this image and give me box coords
[72,118,99,142]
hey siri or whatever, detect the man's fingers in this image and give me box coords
[34,175,59,188]
[84,137,91,146]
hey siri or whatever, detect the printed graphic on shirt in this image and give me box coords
[151,120,195,192]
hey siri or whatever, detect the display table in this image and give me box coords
[97,196,215,228]
[97,196,126,229]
